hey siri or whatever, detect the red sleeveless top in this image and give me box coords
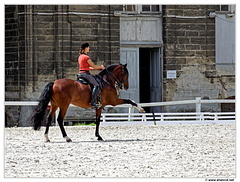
[78,54,90,73]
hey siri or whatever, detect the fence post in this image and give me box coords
[142,114,147,122]
[102,115,106,122]
[195,97,201,121]
[161,113,164,122]
[128,107,134,114]
[128,107,134,121]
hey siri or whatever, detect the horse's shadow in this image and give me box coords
[50,138,155,144]
[81,139,155,143]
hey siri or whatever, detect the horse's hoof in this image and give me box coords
[64,136,72,142]
[66,138,72,142]
[98,136,103,141]
[44,134,50,142]
[136,105,145,113]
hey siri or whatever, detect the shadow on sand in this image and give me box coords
[48,138,156,143]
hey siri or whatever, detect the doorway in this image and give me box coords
[140,48,162,113]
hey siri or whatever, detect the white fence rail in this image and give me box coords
[5,97,235,110]
[5,97,235,124]
[101,112,235,122]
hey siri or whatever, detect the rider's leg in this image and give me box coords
[91,85,100,107]
[79,72,100,107]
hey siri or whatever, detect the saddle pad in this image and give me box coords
[76,74,103,89]
[77,78,88,85]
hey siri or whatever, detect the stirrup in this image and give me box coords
[96,102,102,109]
[91,102,102,109]
[91,99,102,108]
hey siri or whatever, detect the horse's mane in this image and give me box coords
[98,64,120,77]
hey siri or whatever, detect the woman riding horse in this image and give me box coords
[78,43,105,108]
[32,63,145,142]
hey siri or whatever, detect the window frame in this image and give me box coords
[122,5,162,14]
[216,5,235,13]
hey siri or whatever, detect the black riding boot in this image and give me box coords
[91,86,100,108]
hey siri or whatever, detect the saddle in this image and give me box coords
[76,74,103,107]
[77,74,88,85]
[76,74,103,89]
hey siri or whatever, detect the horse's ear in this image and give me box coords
[124,63,127,68]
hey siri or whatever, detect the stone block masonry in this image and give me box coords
[5,5,23,97]
[162,5,235,112]
[6,5,121,100]
[5,5,122,126]
[163,5,216,74]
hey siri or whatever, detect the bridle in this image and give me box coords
[106,65,128,90]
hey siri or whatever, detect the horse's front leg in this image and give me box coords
[123,99,145,113]
[95,108,103,141]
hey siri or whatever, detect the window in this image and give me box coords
[123,5,136,12]
[217,5,235,12]
[142,5,159,12]
[219,5,229,11]
[122,5,161,13]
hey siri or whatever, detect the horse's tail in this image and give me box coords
[32,82,54,130]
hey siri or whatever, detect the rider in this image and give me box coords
[78,43,105,108]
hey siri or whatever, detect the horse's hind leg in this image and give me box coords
[44,102,58,142]
[123,99,145,113]
[57,107,72,142]
[111,98,145,113]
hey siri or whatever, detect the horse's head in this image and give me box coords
[104,64,129,90]
[118,63,129,90]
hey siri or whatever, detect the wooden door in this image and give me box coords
[120,47,139,103]
[150,48,162,112]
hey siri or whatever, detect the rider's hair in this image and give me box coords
[80,43,89,54]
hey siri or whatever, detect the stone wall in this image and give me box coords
[5,5,24,127]
[5,5,24,100]
[162,5,235,112]
[5,5,121,126]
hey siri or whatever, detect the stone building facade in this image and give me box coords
[5,5,122,126]
[5,5,235,126]
[162,5,235,111]
[6,5,121,99]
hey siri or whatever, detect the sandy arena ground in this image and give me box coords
[5,124,235,178]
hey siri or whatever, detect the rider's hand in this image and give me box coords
[101,65,105,69]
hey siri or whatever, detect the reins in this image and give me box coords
[105,65,127,90]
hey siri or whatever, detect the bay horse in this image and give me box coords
[32,64,145,142]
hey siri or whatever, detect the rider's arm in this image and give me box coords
[87,59,105,70]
